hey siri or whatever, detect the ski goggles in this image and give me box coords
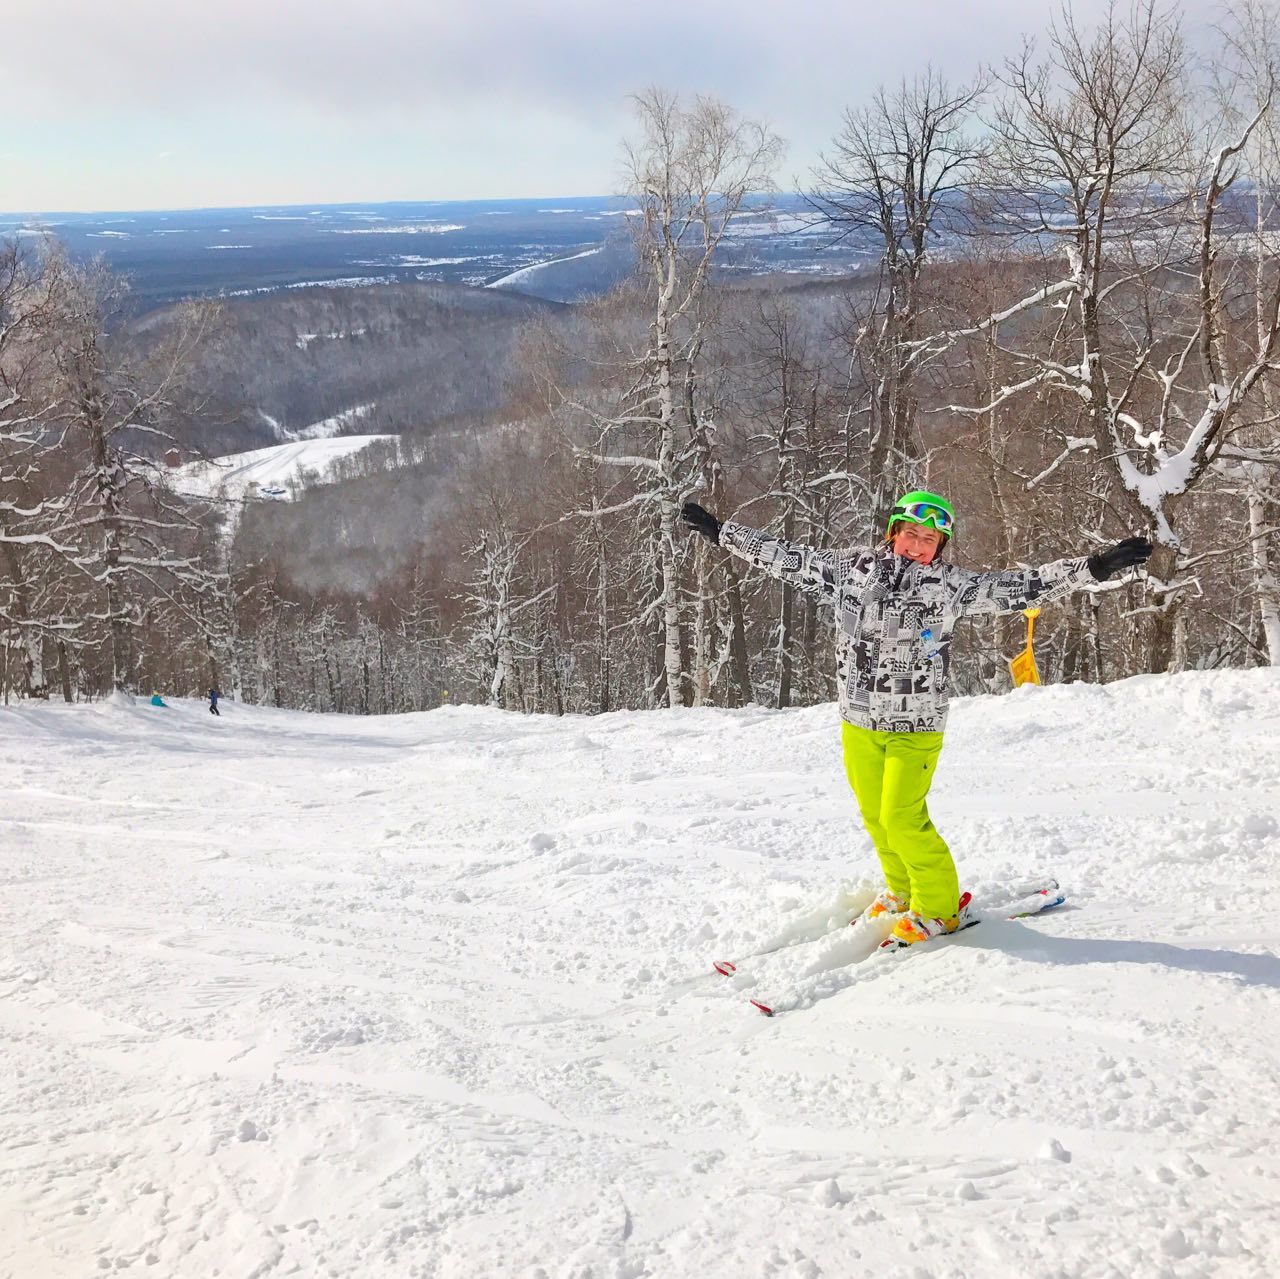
[891,501,954,532]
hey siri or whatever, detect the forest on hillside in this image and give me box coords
[3,0,1280,713]
[132,281,570,456]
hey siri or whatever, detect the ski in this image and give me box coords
[746,882,1067,1016]
[878,883,1065,953]
[712,877,1060,981]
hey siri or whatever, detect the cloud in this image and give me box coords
[0,0,1228,209]
[6,0,1215,126]
[7,0,758,118]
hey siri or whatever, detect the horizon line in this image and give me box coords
[0,191,799,220]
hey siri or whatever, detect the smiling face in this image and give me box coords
[891,521,945,565]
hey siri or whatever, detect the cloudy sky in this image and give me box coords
[2,0,1221,213]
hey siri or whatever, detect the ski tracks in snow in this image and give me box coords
[1,676,1279,1276]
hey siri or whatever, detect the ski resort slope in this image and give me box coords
[172,433,393,503]
[2,670,1278,1279]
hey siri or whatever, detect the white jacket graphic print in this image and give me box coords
[720,521,1094,733]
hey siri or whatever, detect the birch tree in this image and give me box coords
[1211,0,1280,664]
[931,0,1280,670]
[683,322,753,707]
[614,89,783,707]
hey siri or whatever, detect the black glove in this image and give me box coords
[1088,537,1153,581]
[681,501,722,545]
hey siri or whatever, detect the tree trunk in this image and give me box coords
[691,547,712,706]
[1249,488,1280,666]
[58,638,74,702]
[1145,543,1181,674]
[776,581,794,709]
[722,558,753,707]
[94,439,133,694]
[592,505,612,713]
[649,541,668,709]
[654,284,688,709]
[20,629,47,698]
[1060,598,1082,683]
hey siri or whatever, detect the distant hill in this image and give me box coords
[1,196,877,308]
[134,280,568,456]
[171,435,397,505]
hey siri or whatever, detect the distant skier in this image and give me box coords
[149,691,168,708]
[681,490,1152,946]
[208,687,220,716]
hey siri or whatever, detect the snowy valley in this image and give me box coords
[2,668,1277,1278]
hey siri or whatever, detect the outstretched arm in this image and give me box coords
[951,557,1091,617]
[680,502,842,604]
[952,537,1153,618]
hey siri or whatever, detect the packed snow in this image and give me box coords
[2,669,1278,1278]
[486,246,604,290]
[171,432,391,504]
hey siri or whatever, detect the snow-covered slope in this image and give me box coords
[486,246,603,289]
[171,433,394,503]
[2,671,1278,1278]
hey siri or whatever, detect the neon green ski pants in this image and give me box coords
[841,722,959,919]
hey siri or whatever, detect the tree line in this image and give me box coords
[4,0,1280,712]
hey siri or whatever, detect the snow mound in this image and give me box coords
[1,667,1277,1277]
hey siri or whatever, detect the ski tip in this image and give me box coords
[749,999,774,1017]
[713,960,736,977]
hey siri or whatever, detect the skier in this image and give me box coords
[681,490,1152,947]
[149,691,168,708]
[208,687,220,716]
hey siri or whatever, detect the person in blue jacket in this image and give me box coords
[208,687,220,716]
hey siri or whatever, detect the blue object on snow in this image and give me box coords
[150,694,167,707]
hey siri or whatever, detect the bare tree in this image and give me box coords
[0,241,85,698]
[739,296,824,706]
[811,69,987,514]
[601,89,783,707]
[1211,0,1280,665]
[926,1,1280,670]
[45,256,220,692]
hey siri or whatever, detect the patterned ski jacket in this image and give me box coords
[720,521,1095,734]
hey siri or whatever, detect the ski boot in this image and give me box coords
[886,907,961,947]
[854,889,909,927]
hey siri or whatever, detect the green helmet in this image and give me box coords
[887,490,955,536]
